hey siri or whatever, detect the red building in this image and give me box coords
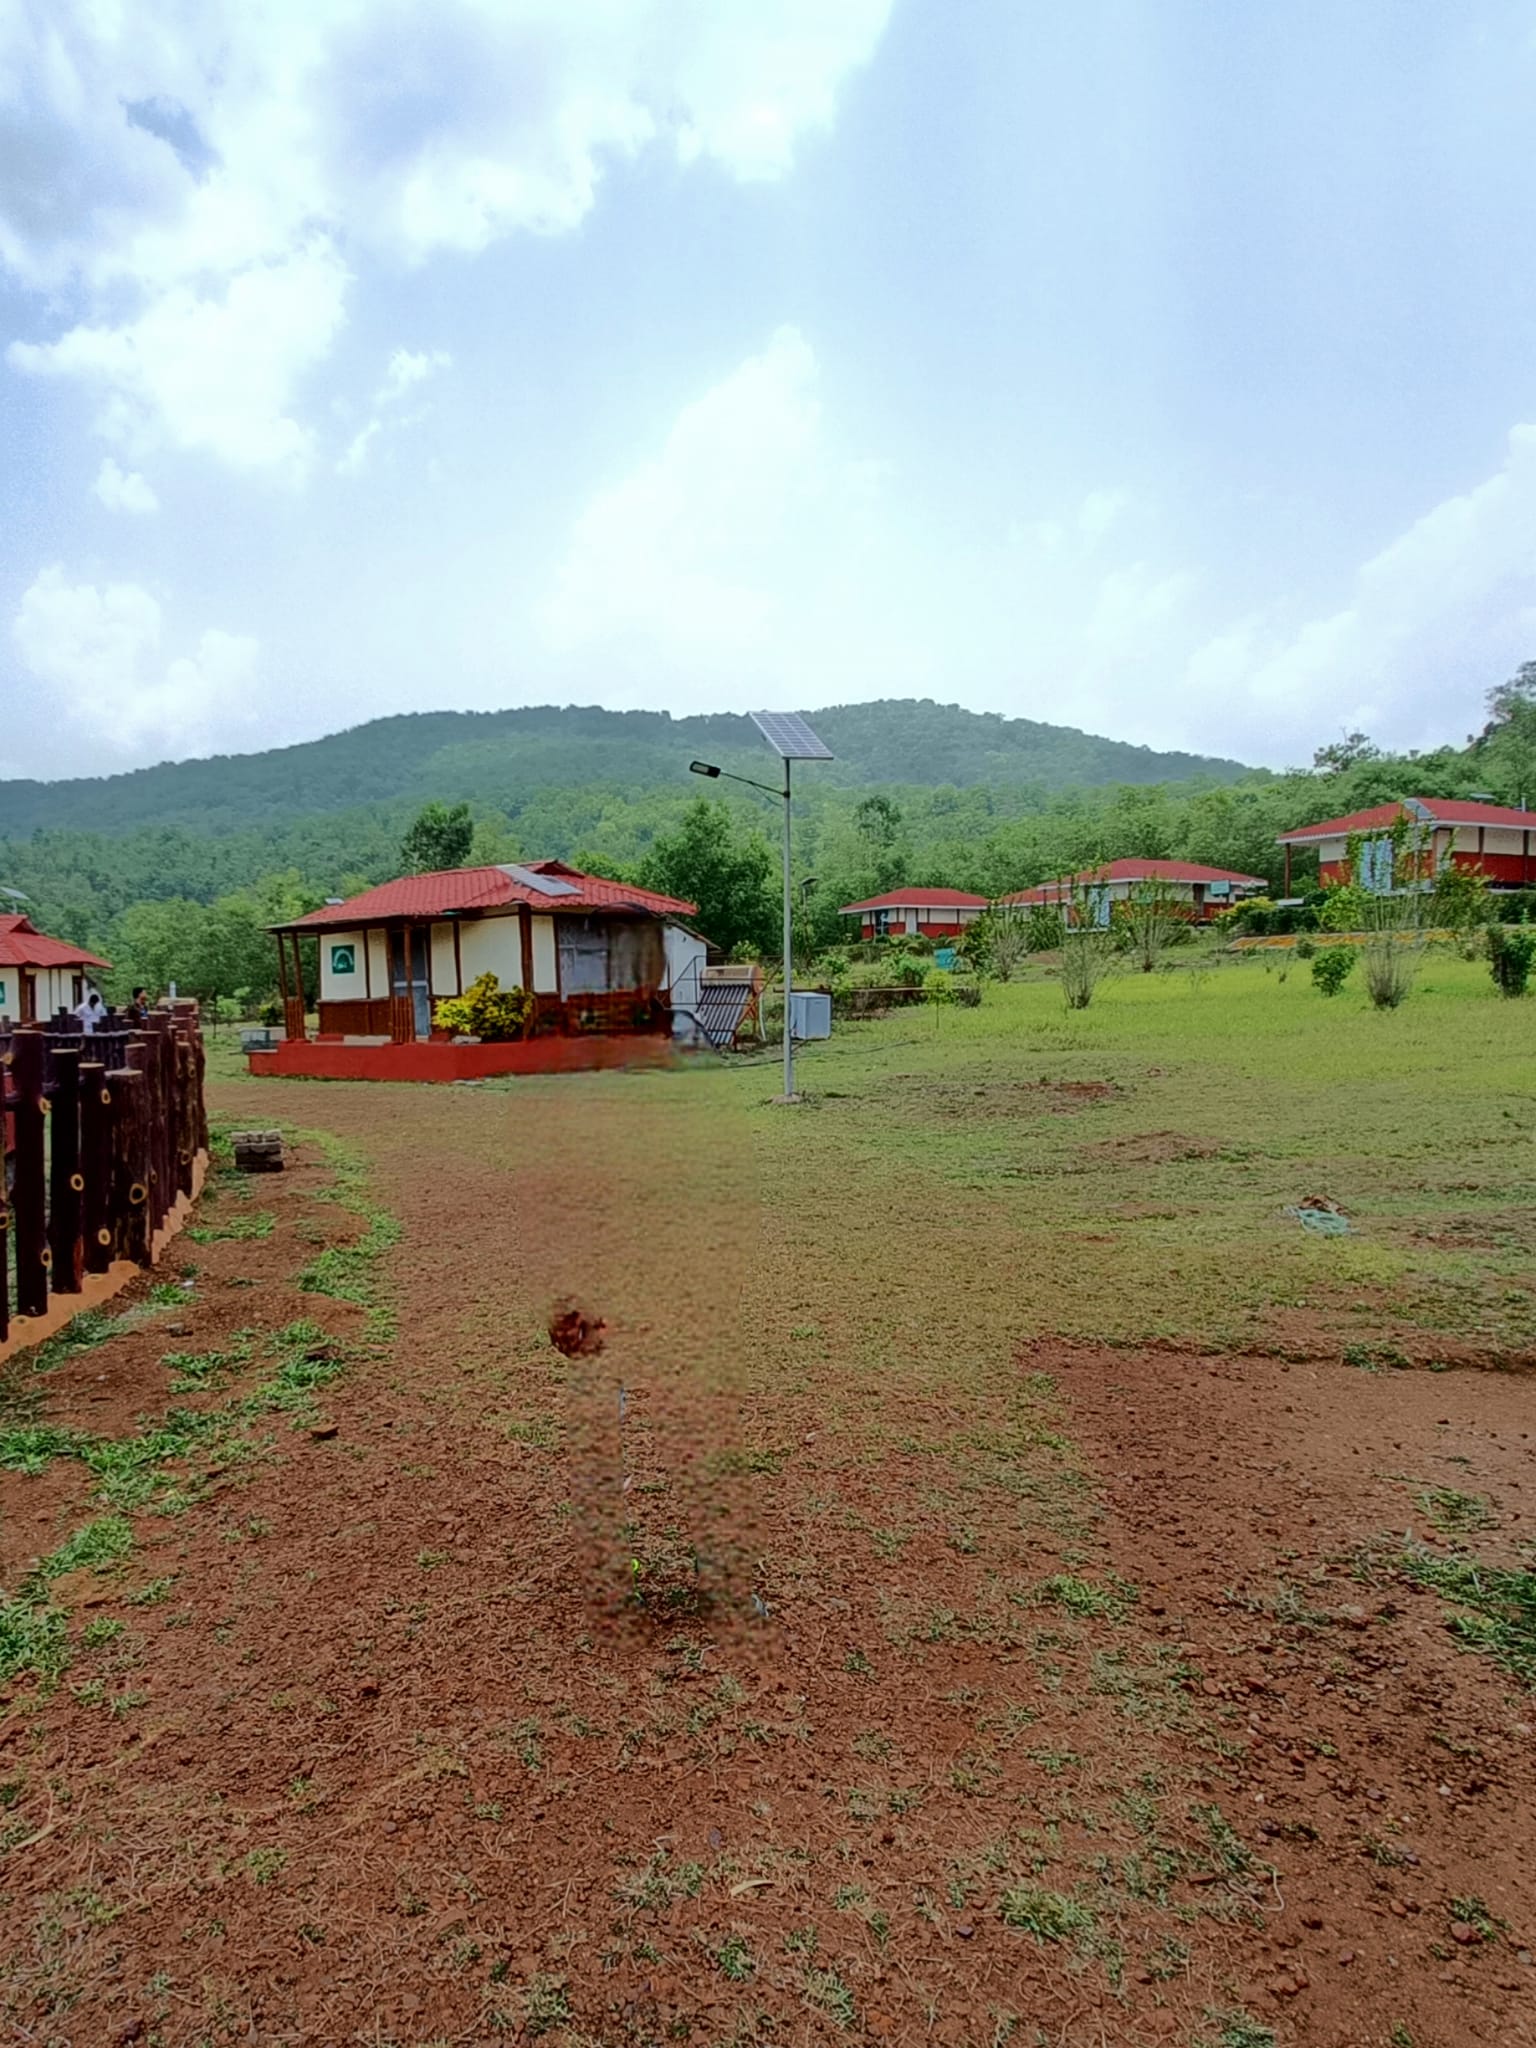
[1276,797,1536,895]
[839,888,988,940]
[256,860,702,1082]
[1003,858,1266,923]
[0,915,111,1023]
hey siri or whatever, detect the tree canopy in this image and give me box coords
[400,800,474,873]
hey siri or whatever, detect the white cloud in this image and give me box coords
[12,244,349,480]
[336,345,452,473]
[92,457,159,515]
[12,565,258,756]
[1176,424,1536,756]
[379,347,452,403]
[2,2,892,478]
[541,325,909,697]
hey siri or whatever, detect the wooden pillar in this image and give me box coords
[10,1029,50,1317]
[79,1061,113,1274]
[48,1044,85,1294]
[280,930,306,1042]
[107,1067,151,1267]
[519,908,534,993]
[1283,842,1292,897]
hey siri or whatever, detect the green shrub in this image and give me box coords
[1023,905,1066,951]
[1488,925,1536,998]
[1311,947,1356,997]
[433,972,534,1041]
[886,954,927,989]
[924,967,955,1003]
[1294,936,1316,959]
[1319,884,1370,933]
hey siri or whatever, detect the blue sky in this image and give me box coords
[4,0,1536,781]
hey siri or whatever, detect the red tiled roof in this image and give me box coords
[0,913,112,972]
[1002,859,1265,903]
[273,861,696,932]
[839,888,989,914]
[1277,797,1536,844]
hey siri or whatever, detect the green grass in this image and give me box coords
[0,1127,398,1688]
[1398,1545,1536,1686]
[997,1886,1096,1940]
[742,960,1536,1358]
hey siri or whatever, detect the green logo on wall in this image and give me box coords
[330,944,356,975]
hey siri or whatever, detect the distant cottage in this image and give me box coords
[1003,859,1266,925]
[255,860,705,1082]
[839,888,988,940]
[1275,798,1536,896]
[0,915,111,1024]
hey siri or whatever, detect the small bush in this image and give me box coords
[1294,936,1316,959]
[924,967,956,1003]
[1488,925,1536,998]
[433,972,533,1042]
[1310,947,1356,996]
[885,954,927,989]
[1023,905,1066,951]
[1319,884,1369,933]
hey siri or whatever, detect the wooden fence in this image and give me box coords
[0,1004,208,1344]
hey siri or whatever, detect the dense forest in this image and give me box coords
[0,700,1250,839]
[2,678,1532,1009]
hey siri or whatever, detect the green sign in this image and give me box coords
[0,978,7,1008]
[330,944,356,975]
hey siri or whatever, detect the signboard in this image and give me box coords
[330,944,356,975]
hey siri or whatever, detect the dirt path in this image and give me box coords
[1,1076,1532,2046]
[1061,1342,1536,2047]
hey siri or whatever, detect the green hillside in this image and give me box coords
[0,699,1252,838]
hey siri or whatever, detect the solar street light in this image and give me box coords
[687,715,834,1098]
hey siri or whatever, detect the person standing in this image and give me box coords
[130,986,151,1023]
[73,986,104,1035]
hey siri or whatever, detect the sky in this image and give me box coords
[4,0,1536,783]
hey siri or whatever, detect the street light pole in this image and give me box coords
[691,711,831,1102]
[781,756,793,1099]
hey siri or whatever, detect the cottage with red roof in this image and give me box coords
[0,914,112,1025]
[255,860,702,1082]
[839,887,989,940]
[1003,859,1266,924]
[1276,797,1536,895]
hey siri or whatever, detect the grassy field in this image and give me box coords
[3,952,1533,2046]
[746,952,1536,1362]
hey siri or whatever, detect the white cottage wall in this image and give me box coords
[319,930,367,1003]
[459,915,524,988]
[530,916,558,993]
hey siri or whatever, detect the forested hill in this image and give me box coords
[0,700,1252,838]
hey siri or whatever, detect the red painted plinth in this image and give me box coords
[247,1034,680,1084]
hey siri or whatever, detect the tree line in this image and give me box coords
[3,668,1531,1009]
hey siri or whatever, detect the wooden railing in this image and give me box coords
[0,1004,208,1343]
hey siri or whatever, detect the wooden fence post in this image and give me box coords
[80,1061,114,1275]
[10,1028,50,1318]
[0,1188,10,1344]
[107,1066,151,1268]
[48,1044,85,1294]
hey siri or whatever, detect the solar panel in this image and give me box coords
[749,711,834,761]
[500,863,580,897]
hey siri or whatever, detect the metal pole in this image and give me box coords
[782,758,794,1100]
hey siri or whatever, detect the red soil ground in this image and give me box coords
[0,1082,1531,2048]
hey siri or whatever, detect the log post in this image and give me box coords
[10,1028,50,1317]
[80,1061,113,1274]
[0,1182,10,1344]
[48,1043,85,1294]
[107,1067,151,1267]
